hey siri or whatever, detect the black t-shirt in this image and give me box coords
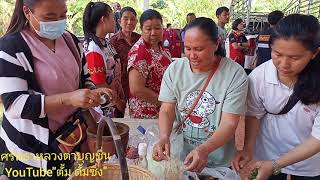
[256,27,274,66]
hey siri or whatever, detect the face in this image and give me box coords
[101,12,115,33]
[184,27,219,72]
[114,3,121,11]
[24,0,67,32]
[237,21,245,31]
[217,11,230,24]
[187,15,196,24]
[271,38,319,79]
[120,11,137,33]
[141,18,163,46]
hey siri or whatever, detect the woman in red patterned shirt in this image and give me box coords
[128,9,172,119]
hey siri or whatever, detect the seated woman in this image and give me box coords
[229,18,250,67]
[0,0,112,179]
[127,9,171,119]
[153,17,248,172]
[83,2,126,118]
[233,14,320,180]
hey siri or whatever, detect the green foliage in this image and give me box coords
[0,0,292,37]
[0,0,15,36]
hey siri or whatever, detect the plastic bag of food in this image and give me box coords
[146,127,185,179]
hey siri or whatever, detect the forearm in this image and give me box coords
[158,104,176,140]
[44,93,73,113]
[277,136,320,168]
[243,116,260,152]
[132,87,160,106]
[202,116,240,153]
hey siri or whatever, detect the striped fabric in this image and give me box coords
[0,32,91,171]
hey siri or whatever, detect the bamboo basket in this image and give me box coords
[68,111,156,180]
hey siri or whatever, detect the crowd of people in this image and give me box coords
[0,0,320,180]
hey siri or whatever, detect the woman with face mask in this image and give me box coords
[83,2,126,118]
[127,9,172,119]
[0,0,112,179]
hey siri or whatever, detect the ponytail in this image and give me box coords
[83,2,112,48]
[293,54,320,105]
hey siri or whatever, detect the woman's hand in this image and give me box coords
[67,89,100,108]
[253,160,274,180]
[92,88,114,102]
[232,149,254,172]
[184,144,209,173]
[152,137,170,161]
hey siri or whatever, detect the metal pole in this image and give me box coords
[246,0,252,26]
[143,0,149,11]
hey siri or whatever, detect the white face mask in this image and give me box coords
[29,10,66,40]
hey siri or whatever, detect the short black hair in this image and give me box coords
[232,18,243,30]
[139,9,162,29]
[120,6,137,18]
[268,10,284,25]
[167,23,172,28]
[216,6,229,17]
[187,13,196,17]
[185,17,225,57]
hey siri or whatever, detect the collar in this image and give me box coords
[265,60,280,85]
[142,38,164,51]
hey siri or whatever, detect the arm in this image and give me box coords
[159,102,176,140]
[243,116,260,153]
[232,42,249,50]
[153,101,176,161]
[201,112,240,152]
[128,69,161,106]
[276,136,320,169]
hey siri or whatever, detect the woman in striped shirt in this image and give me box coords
[0,0,113,179]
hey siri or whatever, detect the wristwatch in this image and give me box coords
[271,159,281,175]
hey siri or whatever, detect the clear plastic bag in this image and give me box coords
[146,127,185,180]
[181,167,241,180]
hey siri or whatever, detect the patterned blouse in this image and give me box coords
[127,38,172,119]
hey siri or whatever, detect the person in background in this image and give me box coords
[110,7,140,101]
[83,2,126,117]
[0,0,113,179]
[112,2,122,33]
[229,18,250,67]
[153,17,248,172]
[256,10,284,67]
[232,14,320,180]
[216,6,230,53]
[163,23,173,49]
[127,9,172,119]
[180,13,196,53]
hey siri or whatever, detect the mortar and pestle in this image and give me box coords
[82,96,130,180]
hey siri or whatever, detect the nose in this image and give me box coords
[190,50,197,59]
[151,29,157,36]
[279,57,291,69]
